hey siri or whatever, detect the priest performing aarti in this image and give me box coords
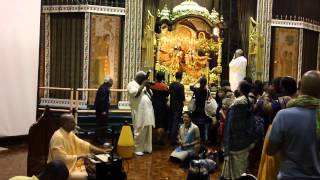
[229,49,247,92]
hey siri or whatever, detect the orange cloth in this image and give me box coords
[257,126,280,180]
[150,82,169,91]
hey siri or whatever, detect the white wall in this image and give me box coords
[0,1,41,136]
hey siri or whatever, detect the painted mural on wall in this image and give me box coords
[274,28,299,78]
[89,14,121,105]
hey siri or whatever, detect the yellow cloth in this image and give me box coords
[9,175,38,180]
[257,126,280,180]
[48,128,90,173]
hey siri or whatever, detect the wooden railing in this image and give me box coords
[39,86,74,112]
[75,88,128,113]
[38,86,197,114]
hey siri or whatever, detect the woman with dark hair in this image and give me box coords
[190,77,212,143]
[170,112,200,162]
[269,77,282,99]
[150,71,169,144]
[220,80,231,91]
[268,76,297,118]
[280,76,297,97]
[215,87,227,125]
[255,77,284,130]
[269,76,297,112]
[257,76,297,180]
[221,80,255,180]
[253,80,264,97]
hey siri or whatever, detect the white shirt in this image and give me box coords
[127,80,155,129]
[229,56,247,92]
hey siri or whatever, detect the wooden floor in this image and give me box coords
[0,143,222,180]
[0,144,28,180]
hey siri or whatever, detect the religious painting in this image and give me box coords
[273,28,299,78]
[88,15,121,105]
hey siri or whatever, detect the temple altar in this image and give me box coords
[154,1,224,87]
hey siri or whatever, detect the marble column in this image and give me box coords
[297,29,303,80]
[44,13,50,98]
[256,0,273,81]
[122,0,144,99]
[317,34,320,70]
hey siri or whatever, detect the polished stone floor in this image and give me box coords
[0,142,224,180]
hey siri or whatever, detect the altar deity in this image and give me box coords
[158,25,211,84]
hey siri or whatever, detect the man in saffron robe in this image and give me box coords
[48,113,109,180]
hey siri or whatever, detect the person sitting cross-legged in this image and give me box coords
[170,112,201,162]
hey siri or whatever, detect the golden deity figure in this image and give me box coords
[142,10,155,68]
[158,26,213,85]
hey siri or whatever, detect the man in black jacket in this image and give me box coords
[169,72,185,144]
[94,76,113,144]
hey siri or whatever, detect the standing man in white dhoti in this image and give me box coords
[127,71,155,156]
[229,49,247,92]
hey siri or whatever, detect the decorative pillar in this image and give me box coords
[217,38,223,87]
[122,0,144,99]
[155,33,161,71]
[44,14,50,98]
[297,29,303,80]
[317,34,320,70]
[82,12,91,102]
[256,0,273,81]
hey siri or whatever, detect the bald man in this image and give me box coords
[229,49,247,91]
[267,70,320,179]
[127,71,155,156]
[48,114,109,180]
[10,160,69,180]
